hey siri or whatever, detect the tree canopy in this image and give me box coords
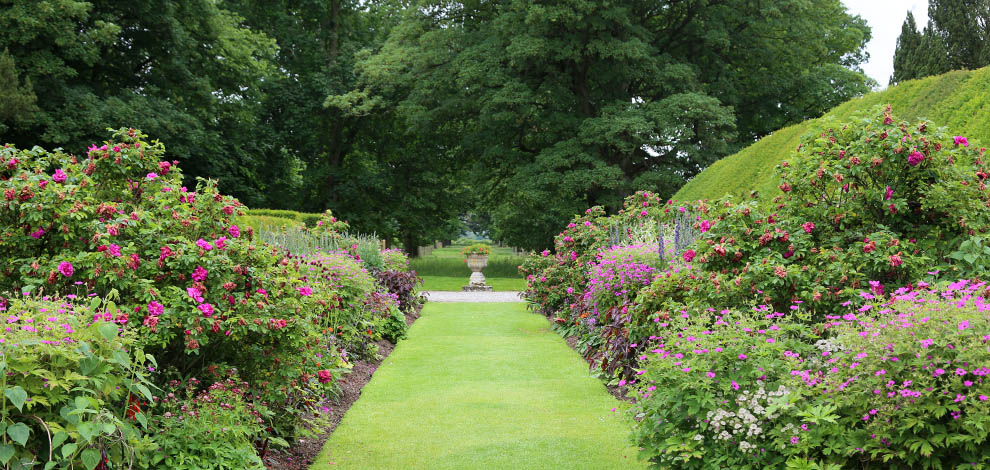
[1,0,873,251]
[891,0,990,85]
[337,0,872,249]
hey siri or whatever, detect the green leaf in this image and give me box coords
[0,444,14,465]
[52,431,68,450]
[61,443,77,458]
[97,322,118,341]
[77,421,98,443]
[4,386,27,411]
[81,448,101,470]
[135,383,154,402]
[112,351,130,366]
[74,396,90,411]
[6,422,29,446]
[134,411,148,429]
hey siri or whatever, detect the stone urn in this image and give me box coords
[463,254,493,291]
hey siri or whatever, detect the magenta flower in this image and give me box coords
[147,301,164,316]
[318,369,333,384]
[801,222,815,234]
[57,261,73,277]
[146,172,159,180]
[196,239,213,251]
[959,320,970,330]
[699,220,712,233]
[29,228,45,239]
[53,169,67,183]
[298,286,313,296]
[187,287,204,303]
[682,250,696,263]
[908,150,924,166]
[192,266,208,282]
[215,236,227,250]
[107,244,122,257]
[228,225,241,238]
[954,136,969,147]
[197,303,214,318]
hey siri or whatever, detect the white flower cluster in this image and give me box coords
[703,384,790,453]
[808,339,845,367]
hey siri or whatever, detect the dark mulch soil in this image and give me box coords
[263,303,423,470]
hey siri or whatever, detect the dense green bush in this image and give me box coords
[0,129,416,466]
[522,108,990,467]
[631,281,990,469]
[0,294,158,469]
[380,248,410,272]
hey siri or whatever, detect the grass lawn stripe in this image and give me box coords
[311,302,646,469]
[419,275,526,291]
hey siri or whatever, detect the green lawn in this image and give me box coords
[410,243,526,278]
[419,276,527,291]
[311,303,646,470]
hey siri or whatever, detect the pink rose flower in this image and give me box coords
[908,150,924,166]
[197,303,214,318]
[58,261,74,277]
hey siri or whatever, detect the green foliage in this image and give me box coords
[675,67,990,203]
[242,209,321,228]
[236,214,303,233]
[523,110,990,468]
[343,0,872,250]
[0,49,39,134]
[0,128,417,465]
[0,295,158,469]
[891,0,990,84]
[150,373,277,470]
[380,249,410,272]
[0,0,280,207]
[631,284,990,469]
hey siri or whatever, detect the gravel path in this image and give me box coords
[422,290,523,303]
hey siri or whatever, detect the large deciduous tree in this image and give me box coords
[0,0,280,205]
[339,0,872,250]
[891,0,990,85]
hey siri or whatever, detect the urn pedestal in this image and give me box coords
[462,254,493,292]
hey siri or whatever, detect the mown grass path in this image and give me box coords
[311,302,646,469]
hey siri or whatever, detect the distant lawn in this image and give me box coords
[423,243,521,258]
[420,276,526,292]
[411,244,526,278]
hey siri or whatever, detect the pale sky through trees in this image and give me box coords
[842,0,930,87]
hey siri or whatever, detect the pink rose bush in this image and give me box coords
[521,108,990,467]
[0,128,416,467]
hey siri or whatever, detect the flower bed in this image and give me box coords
[520,108,990,467]
[0,129,422,468]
